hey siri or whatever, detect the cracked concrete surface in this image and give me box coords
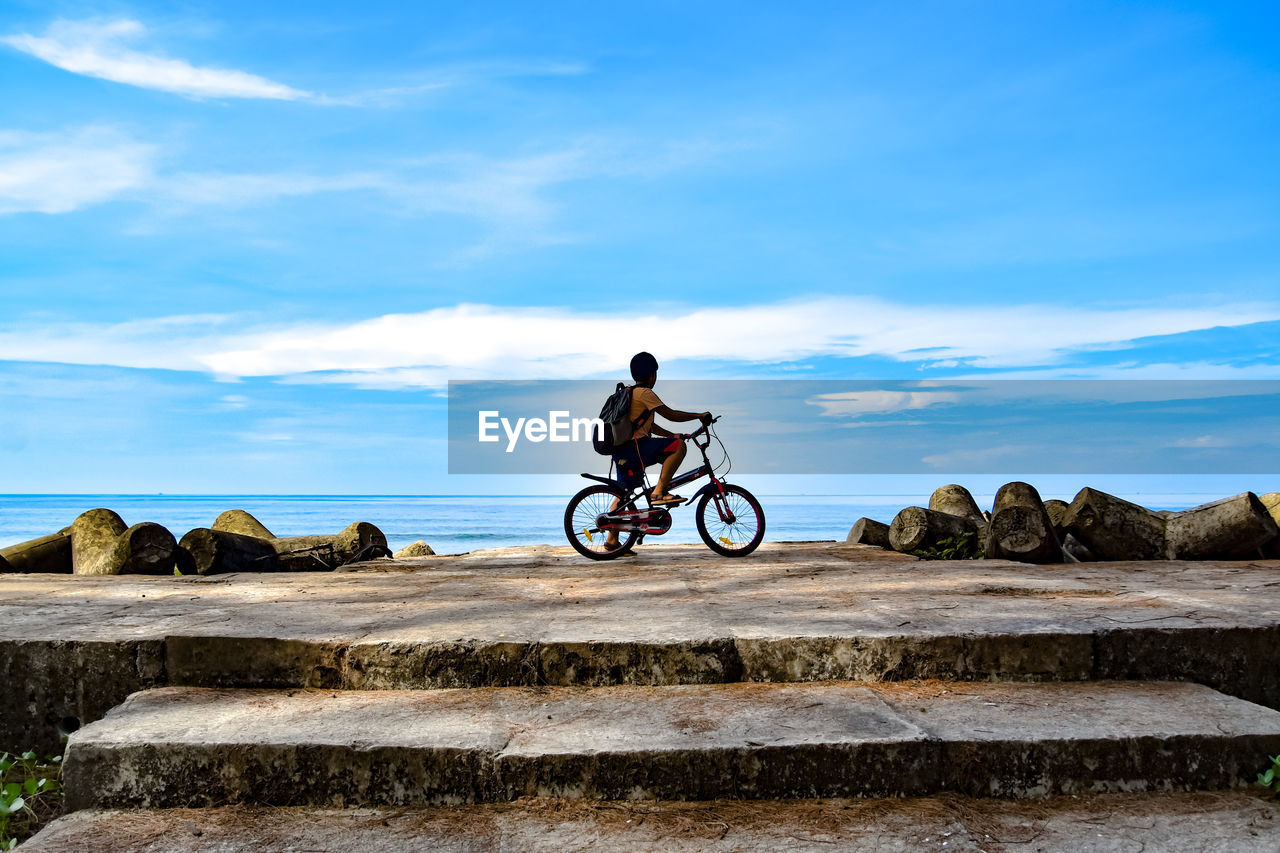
[4,542,1280,753]
[23,791,1280,852]
[61,680,1280,807]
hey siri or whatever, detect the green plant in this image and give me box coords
[912,531,985,560]
[0,751,63,848]
[1259,754,1280,796]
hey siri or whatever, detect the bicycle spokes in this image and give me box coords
[709,491,738,524]
[697,486,764,555]
[571,491,615,537]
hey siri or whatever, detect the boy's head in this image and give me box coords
[629,351,658,386]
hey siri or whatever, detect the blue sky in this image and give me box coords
[1,1,1278,494]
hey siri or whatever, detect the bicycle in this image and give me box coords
[563,417,766,560]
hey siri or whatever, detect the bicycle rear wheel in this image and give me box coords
[564,483,637,560]
[695,484,765,557]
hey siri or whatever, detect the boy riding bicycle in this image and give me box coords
[605,352,712,549]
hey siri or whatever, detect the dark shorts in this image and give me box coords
[614,436,680,490]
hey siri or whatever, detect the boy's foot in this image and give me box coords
[650,493,685,506]
[601,538,634,555]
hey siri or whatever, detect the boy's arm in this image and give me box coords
[654,404,713,425]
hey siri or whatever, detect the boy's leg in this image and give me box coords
[605,437,683,546]
[603,494,621,548]
[605,449,639,548]
[652,440,687,499]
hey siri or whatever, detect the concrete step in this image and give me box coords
[64,680,1280,809]
[23,791,1280,852]
[7,543,1280,756]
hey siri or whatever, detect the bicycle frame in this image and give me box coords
[584,419,736,527]
[567,415,764,558]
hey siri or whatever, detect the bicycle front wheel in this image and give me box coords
[695,484,765,557]
[564,483,637,560]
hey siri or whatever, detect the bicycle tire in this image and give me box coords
[564,483,638,560]
[695,484,765,557]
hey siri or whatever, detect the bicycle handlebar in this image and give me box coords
[682,415,720,442]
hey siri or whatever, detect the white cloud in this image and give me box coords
[1,19,593,106]
[808,390,960,418]
[0,314,235,371]
[152,145,655,258]
[209,142,683,219]
[0,297,1276,386]
[393,151,582,223]
[921,445,1040,469]
[238,432,294,443]
[1,19,311,100]
[162,171,387,206]
[0,132,580,228]
[0,128,584,236]
[1167,434,1233,448]
[319,61,587,107]
[0,126,154,214]
[0,121,729,267]
[969,361,1280,380]
[158,154,574,224]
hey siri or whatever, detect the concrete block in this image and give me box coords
[0,532,72,574]
[62,681,1280,808]
[23,792,1280,853]
[0,639,165,754]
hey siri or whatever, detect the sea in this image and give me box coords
[0,491,1226,555]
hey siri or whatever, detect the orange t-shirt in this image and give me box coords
[629,386,663,438]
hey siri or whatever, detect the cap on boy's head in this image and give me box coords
[629,351,659,382]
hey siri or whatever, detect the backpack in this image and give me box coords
[592,382,647,455]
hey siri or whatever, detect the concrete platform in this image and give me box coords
[4,542,1280,753]
[24,792,1280,852]
[62,681,1280,807]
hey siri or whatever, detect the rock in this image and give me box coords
[1044,499,1069,537]
[212,510,275,540]
[888,507,979,553]
[182,522,390,574]
[928,485,985,525]
[0,532,72,574]
[271,522,390,570]
[71,510,180,575]
[984,482,1063,564]
[1164,492,1279,560]
[846,518,891,548]
[70,509,128,575]
[1062,488,1167,561]
[393,541,435,559]
[1259,493,1280,558]
[173,546,197,576]
[179,528,281,575]
[1260,492,1280,523]
[108,523,181,575]
[1061,533,1095,562]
